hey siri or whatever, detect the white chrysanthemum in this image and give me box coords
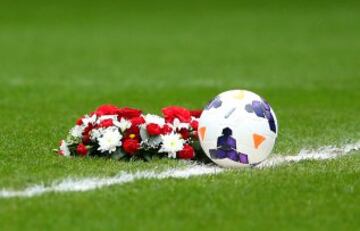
[172,118,189,130]
[82,114,97,125]
[97,127,122,153]
[70,125,84,138]
[113,117,132,132]
[59,140,70,156]
[159,133,185,158]
[90,128,104,141]
[144,114,165,126]
[140,125,162,148]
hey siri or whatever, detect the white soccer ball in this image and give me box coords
[198,90,278,168]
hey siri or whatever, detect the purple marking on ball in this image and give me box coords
[215,149,227,158]
[227,150,240,161]
[205,96,222,110]
[245,100,277,133]
[209,127,250,164]
[239,153,249,164]
[262,98,271,110]
[245,104,253,113]
[252,101,266,118]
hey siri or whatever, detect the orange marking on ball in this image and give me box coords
[253,133,265,149]
[198,127,206,141]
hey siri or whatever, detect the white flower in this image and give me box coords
[159,133,185,158]
[144,114,165,126]
[69,125,84,138]
[140,125,162,148]
[59,140,70,156]
[90,128,104,141]
[97,127,122,153]
[172,118,189,130]
[82,114,97,125]
[113,117,132,132]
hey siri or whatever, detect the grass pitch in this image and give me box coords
[0,0,360,230]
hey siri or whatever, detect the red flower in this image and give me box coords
[162,106,191,123]
[95,104,121,116]
[177,144,195,159]
[82,124,94,144]
[76,143,88,156]
[146,123,162,136]
[190,120,199,131]
[123,138,140,155]
[161,124,173,134]
[192,131,199,140]
[126,126,140,136]
[179,128,190,140]
[125,116,145,136]
[82,134,91,144]
[124,132,139,140]
[190,110,202,118]
[98,119,113,128]
[130,116,145,127]
[117,107,142,119]
[76,116,84,125]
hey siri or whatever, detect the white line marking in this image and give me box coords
[0,142,359,199]
[256,141,360,168]
[0,165,224,198]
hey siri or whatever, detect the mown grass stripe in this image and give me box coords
[0,142,359,199]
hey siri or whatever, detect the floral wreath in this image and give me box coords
[57,105,206,161]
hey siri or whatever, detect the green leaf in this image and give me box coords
[111,149,127,160]
[143,153,152,162]
[191,141,202,152]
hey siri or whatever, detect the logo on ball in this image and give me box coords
[209,127,249,164]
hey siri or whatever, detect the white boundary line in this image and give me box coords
[0,142,359,199]
[0,165,224,198]
[257,142,360,168]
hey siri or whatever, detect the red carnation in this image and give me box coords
[179,128,190,140]
[126,126,140,136]
[99,119,113,128]
[117,107,142,119]
[99,119,114,128]
[95,104,121,116]
[161,124,173,134]
[123,139,140,155]
[190,110,202,118]
[82,124,94,144]
[82,134,90,144]
[125,116,145,136]
[177,144,195,159]
[146,123,162,136]
[130,116,145,127]
[124,132,140,140]
[76,116,84,125]
[192,131,199,140]
[190,120,199,131]
[162,106,191,123]
[76,143,88,156]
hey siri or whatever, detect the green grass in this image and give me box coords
[0,0,360,230]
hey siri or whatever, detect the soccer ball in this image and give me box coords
[198,90,278,168]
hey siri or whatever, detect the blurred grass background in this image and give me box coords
[0,0,359,230]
